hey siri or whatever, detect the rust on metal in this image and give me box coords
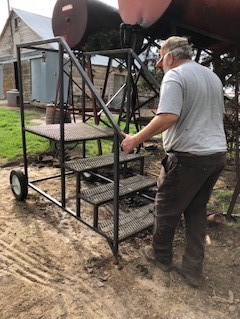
[118,0,240,51]
[52,0,122,49]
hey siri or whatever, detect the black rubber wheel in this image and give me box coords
[82,171,95,182]
[10,170,28,201]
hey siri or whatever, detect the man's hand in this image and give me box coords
[120,113,179,154]
[120,132,139,154]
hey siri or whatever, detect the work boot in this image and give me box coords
[144,247,172,272]
[174,261,203,288]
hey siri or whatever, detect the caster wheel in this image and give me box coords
[82,171,95,182]
[10,170,28,201]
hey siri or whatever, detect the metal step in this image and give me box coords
[25,122,114,142]
[79,175,156,205]
[98,203,154,241]
[65,152,144,173]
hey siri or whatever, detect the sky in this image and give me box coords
[0,0,118,34]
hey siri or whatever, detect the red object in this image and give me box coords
[156,56,163,68]
[118,0,240,51]
[52,0,122,49]
[118,0,171,27]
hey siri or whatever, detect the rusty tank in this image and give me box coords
[52,0,122,50]
[118,0,240,52]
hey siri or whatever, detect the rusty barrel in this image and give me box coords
[52,0,122,50]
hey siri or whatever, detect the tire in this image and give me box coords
[10,170,28,201]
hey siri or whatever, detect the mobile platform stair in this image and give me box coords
[10,37,157,256]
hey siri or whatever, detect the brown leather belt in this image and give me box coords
[172,151,226,157]
[174,152,195,157]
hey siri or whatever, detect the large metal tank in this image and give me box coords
[118,0,240,51]
[52,0,122,50]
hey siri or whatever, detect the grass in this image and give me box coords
[84,139,113,157]
[206,189,240,228]
[214,189,234,213]
[208,188,238,215]
[0,105,158,160]
[0,107,49,162]
[83,116,144,156]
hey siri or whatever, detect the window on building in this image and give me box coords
[14,17,21,30]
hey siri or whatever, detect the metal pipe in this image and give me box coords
[29,171,74,183]
[76,173,81,217]
[227,48,240,219]
[60,37,124,140]
[59,42,66,208]
[97,83,127,116]
[125,51,132,133]
[102,58,112,100]
[113,132,120,256]
[234,48,240,176]
[17,46,28,182]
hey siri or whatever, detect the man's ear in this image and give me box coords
[166,52,173,65]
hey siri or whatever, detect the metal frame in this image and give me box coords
[15,25,240,256]
[16,37,122,255]
[226,48,240,219]
[16,37,155,256]
[81,47,160,133]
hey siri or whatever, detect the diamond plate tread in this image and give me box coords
[65,152,144,172]
[98,203,154,241]
[25,123,114,142]
[79,175,156,205]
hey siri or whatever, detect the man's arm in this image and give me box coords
[121,113,179,154]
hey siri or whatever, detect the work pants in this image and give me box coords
[152,153,226,277]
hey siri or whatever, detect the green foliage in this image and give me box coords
[84,139,113,157]
[209,189,236,214]
[200,51,240,88]
[234,219,240,229]
[84,115,137,156]
[0,108,49,161]
[137,48,164,93]
[98,115,136,134]
[82,30,120,52]
[0,107,157,161]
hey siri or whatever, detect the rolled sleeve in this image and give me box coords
[157,80,183,116]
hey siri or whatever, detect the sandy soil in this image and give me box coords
[0,153,240,319]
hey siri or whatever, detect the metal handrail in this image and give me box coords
[17,37,123,141]
[17,37,160,137]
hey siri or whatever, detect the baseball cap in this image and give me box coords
[156,36,191,68]
[156,56,163,68]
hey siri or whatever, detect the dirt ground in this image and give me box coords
[1,147,240,319]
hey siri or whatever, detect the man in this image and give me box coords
[121,36,227,287]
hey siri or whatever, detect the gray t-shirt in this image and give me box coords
[156,60,227,155]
